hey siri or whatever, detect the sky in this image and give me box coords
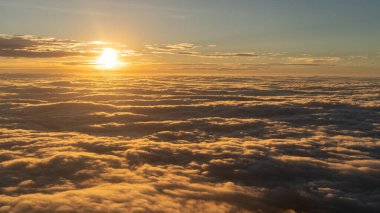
[1,0,380,74]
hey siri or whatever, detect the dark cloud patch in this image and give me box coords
[0,73,379,212]
[204,52,258,58]
[0,34,129,58]
[146,43,198,51]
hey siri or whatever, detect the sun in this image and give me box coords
[96,48,120,69]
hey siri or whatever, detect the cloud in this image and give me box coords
[0,34,132,58]
[204,52,258,58]
[145,43,198,53]
[144,43,258,58]
[0,34,261,62]
[0,73,379,212]
[2,34,366,72]
[285,56,342,66]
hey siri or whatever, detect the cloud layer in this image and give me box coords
[0,73,379,212]
[2,34,378,74]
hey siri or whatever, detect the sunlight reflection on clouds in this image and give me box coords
[0,74,379,212]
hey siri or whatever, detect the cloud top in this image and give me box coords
[0,74,379,212]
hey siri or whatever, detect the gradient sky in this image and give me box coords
[1,0,380,74]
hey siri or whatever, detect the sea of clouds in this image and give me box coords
[0,73,379,213]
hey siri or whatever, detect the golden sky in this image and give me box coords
[1,0,380,74]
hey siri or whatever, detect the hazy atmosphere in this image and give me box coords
[0,1,379,213]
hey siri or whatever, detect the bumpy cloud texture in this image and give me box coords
[0,73,379,213]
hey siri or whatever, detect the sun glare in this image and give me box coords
[96,48,120,69]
